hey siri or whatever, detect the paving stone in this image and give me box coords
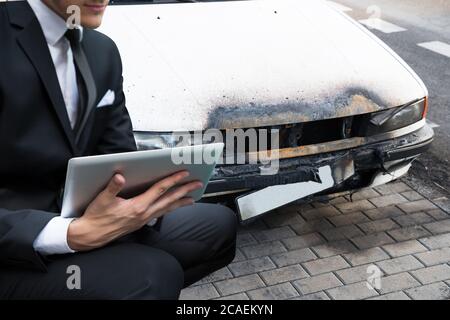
[336,264,384,284]
[405,282,450,300]
[228,257,276,277]
[259,264,309,286]
[382,240,428,257]
[238,219,268,233]
[296,203,315,212]
[301,206,341,221]
[247,283,299,300]
[347,189,380,201]
[375,182,411,195]
[282,203,306,213]
[376,255,424,274]
[180,284,220,300]
[411,264,450,284]
[270,248,317,267]
[291,291,330,300]
[423,219,450,235]
[426,209,450,220]
[393,212,434,227]
[344,247,390,266]
[398,199,438,213]
[215,274,265,296]
[281,233,325,250]
[328,196,349,205]
[320,225,365,241]
[232,248,246,263]
[311,240,358,258]
[252,226,297,243]
[351,232,395,250]
[420,233,450,249]
[415,247,450,266]
[369,194,409,208]
[327,281,379,300]
[432,198,450,214]
[290,219,334,235]
[195,267,234,285]
[263,210,305,227]
[379,272,420,294]
[215,293,249,300]
[293,273,342,295]
[336,200,376,214]
[387,226,431,242]
[236,233,258,248]
[310,201,331,208]
[401,191,424,201]
[302,255,349,275]
[328,212,370,227]
[368,291,411,300]
[241,241,287,259]
[364,206,405,220]
[357,219,399,234]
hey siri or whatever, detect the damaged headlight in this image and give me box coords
[134,131,213,150]
[364,98,427,135]
[134,132,182,150]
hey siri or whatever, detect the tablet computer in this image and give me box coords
[61,143,224,218]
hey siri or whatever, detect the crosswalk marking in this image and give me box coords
[326,1,353,12]
[426,120,440,129]
[418,41,450,58]
[359,18,407,33]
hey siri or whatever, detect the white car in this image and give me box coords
[100,0,434,221]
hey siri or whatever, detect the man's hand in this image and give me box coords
[67,171,202,251]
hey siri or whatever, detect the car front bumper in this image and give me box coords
[204,120,434,198]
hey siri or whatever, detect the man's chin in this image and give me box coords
[81,17,104,29]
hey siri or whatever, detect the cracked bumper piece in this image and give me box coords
[204,122,434,221]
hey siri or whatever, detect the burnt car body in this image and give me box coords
[102,0,434,221]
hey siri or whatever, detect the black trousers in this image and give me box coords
[0,203,237,300]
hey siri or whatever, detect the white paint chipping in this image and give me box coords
[418,41,450,58]
[326,1,353,12]
[359,18,407,33]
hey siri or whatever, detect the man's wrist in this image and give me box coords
[67,218,96,251]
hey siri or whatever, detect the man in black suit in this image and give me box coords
[0,0,237,299]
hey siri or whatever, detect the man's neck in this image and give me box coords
[41,0,68,23]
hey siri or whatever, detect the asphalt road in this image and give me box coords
[330,0,450,199]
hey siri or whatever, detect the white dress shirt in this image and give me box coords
[29,0,83,255]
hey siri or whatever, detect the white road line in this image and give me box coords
[359,18,407,33]
[426,119,440,129]
[418,41,450,58]
[326,1,353,12]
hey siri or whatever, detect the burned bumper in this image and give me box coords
[204,121,434,196]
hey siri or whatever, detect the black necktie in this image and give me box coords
[64,28,96,139]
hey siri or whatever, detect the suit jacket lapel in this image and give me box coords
[9,3,77,153]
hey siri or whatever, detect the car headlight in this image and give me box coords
[364,98,427,136]
[134,132,186,150]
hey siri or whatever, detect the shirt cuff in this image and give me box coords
[33,217,76,255]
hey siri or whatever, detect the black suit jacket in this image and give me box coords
[0,1,137,271]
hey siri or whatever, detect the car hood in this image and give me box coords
[99,0,427,132]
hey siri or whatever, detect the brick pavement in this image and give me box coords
[180,181,450,300]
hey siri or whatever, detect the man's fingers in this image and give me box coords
[133,170,190,205]
[103,174,126,199]
[149,181,202,214]
[152,197,195,219]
